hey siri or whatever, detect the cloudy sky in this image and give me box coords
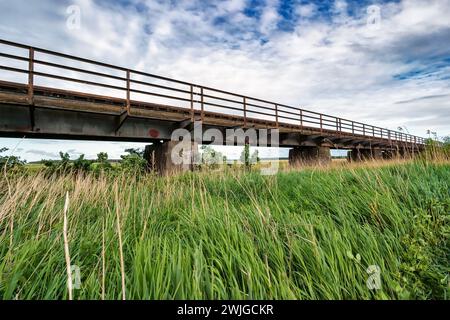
[0,0,449,161]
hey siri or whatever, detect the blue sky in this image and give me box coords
[0,0,449,161]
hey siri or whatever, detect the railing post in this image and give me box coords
[299,109,303,127]
[28,48,34,104]
[352,122,354,134]
[372,126,375,137]
[190,85,194,122]
[363,124,365,136]
[126,70,131,114]
[243,96,247,128]
[200,87,204,122]
[320,114,323,133]
[275,104,279,127]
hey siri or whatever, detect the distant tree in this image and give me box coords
[97,152,108,163]
[250,150,260,164]
[124,148,144,157]
[442,136,450,147]
[96,152,112,171]
[43,152,71,173]
[73,154,93,172]
[201,146,224,169]
[59,152,71,171]
[443,136,450,156]
[120,149,146,172]
[42,159,57,168]
[240,144,251,169]
[0,147,25,171]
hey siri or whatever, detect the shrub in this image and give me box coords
[73,154,93,173]
[120,149,146,173]
[0,147,26,172]
[42,152,72,174]
[200,146,224,170]
[95,152,112,172]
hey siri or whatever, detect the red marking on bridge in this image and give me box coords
[148,128,159,138]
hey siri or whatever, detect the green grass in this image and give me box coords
[0,160,449,300]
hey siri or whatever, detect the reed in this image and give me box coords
[0,159,448,299]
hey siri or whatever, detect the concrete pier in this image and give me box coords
[144,140,198,175]
[289,146,331,166]
[349,148,383,161]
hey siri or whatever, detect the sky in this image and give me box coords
[0,0,449,161]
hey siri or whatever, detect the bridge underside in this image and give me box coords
[0,82,424,174]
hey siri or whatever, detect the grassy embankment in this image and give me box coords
[0,159,448,299]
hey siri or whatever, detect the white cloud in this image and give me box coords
[260,0,280,35]
[219,0,247,13]
[295,3,316,18]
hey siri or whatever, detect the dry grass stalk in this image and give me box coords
[114,185,126,300]
[102,217,106,300]
[63,191,73,300]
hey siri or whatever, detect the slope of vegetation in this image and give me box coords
[0,160,448,300]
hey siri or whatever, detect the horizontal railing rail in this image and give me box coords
[0,38,426,145]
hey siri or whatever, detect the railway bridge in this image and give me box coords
[0,39,425,174]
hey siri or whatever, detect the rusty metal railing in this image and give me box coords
[0,38,425,145]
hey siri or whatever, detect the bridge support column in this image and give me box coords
[397,147,411,159]
[383,149,396,159]
[289,146,331,166]
[349,148,383,161]
[144,140,198,175]
[350,149,368,161]
[372,149,383,160]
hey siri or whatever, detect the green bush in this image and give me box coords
[94,152,113,173]
[0,147,26,172]
[120,149,146,173]
[73,154,93,173]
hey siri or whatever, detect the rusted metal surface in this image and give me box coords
[0,38,426,147]
[126,69,131,114]
[243,96,247,128]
